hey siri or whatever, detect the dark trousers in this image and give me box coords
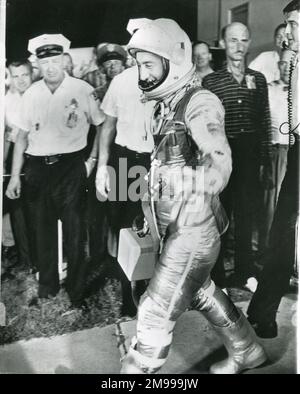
[86,167,108,266]
[108,143,150,316]
[212,135,260,285]
[23,151,87,302]
[85,126,108,268]
[3,178,33,268]
[247,139,299,323]
[258,144,289,253]
[3,143,33,268]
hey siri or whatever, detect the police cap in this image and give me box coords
[28,34,71,59]
[96,43,127,64]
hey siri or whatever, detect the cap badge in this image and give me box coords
[107,44,115,52]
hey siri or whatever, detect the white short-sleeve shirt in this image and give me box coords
[268,81,289,145]
[5,90,23,143]
[249,51,280,84]
[15,73,105,155]
[101,66,155,153]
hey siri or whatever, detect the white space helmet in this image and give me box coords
[127,18,194,100]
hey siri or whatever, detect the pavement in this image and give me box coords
[0,294,297,374]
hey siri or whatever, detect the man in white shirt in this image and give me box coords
[3,59,33,272]
[247,0,299,339]
[6,34,105,307]
[249,23,287,83]
[4,60,33,164]
[96,65,154,317]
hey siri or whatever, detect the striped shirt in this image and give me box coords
[202,65,272,151]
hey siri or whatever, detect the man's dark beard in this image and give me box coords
[138,58,170,92]
[139,78,159,91]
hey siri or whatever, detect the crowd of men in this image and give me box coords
[2,0,299,374]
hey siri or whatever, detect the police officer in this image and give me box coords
[94,43,127,100]
[6,34,105,307]
[82,43,127,101]
[120,18,266,374]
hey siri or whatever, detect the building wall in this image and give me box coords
[197,0,288,61]
[197,0,219,45]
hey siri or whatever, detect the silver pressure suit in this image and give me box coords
[122,17,267,374]
[122,79,267,374]
[126,81,238,371]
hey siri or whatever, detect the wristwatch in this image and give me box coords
[87,156,98,163]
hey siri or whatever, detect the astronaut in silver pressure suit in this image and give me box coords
[121,18,267,374]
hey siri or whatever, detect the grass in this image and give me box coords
[0,245,253,346]
[0,261,122,345]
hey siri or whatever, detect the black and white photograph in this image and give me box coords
[0,0,298,375]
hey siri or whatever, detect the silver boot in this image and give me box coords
[192,281,267,374]
[120,337,164,374]
[120,346,146,374]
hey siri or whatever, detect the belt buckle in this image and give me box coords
[45,155,59,165]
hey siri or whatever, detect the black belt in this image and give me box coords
[25,149,84,165]
[271,143,290,148]
[227,132,258,139]
[112,143,150,160]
